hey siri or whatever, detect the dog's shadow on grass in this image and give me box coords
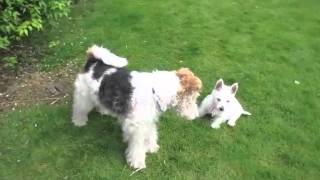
[36,110,127,166]
[76,112,126,159]
[194,114,212,124]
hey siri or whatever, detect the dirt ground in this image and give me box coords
[0,63,78,112]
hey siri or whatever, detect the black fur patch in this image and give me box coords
[84,56,98,72]
[99,68,133,115]
[83,57,113,79]
[92,61,112,79]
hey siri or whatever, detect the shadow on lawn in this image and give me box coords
[75,112,126,158]
[34,109,128,167]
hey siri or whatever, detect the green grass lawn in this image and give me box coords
[1,0,320,179]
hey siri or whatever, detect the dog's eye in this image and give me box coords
[217,98,221,102]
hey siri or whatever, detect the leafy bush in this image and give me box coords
[0,0,72,49]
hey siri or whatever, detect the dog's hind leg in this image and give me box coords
[72,75,94,127]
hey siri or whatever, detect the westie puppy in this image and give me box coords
[198,79,251,129]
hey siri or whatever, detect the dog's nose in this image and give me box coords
[219,107,224,111]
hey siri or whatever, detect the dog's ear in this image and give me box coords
[231,83,238,95]
[215,79,224,91]
[176,68,202,93]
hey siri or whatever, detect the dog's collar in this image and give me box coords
[152,88,165,112]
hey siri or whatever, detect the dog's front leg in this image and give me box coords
[210,117,225,129]
[145,122,159,153]
[122,120,147,169]
[227,114,241,127]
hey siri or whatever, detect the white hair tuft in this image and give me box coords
[87,45,128,68]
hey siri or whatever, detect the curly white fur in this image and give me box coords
[72,49,200,169]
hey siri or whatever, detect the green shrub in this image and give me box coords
[0,0,72,49]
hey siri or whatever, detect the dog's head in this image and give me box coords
[175,68,202,120]
[210,79,238,116]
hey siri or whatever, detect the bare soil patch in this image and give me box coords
[0,63,78,111]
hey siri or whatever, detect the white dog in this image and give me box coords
[198,79,251,129]
[72,45,202,169]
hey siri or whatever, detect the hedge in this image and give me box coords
[0,0,72,49]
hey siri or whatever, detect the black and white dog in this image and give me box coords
[72,45,202,169]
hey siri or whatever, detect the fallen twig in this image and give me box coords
[129,168,143,176]
[49,98,60,105]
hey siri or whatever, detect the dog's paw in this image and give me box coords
[96,107,110,115]
[146,144,159,154]
[227,122,236,127]
[211,124,220,129]
[127,156,146,169]
[72,119,87,127]
[126,148,146,169]
[129,160,146,170]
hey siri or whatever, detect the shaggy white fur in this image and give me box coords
[72,45,202,169]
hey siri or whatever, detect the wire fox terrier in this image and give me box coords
[72,45,202,169]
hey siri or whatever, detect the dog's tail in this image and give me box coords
[242,110,251,116]
[86,45,128,68]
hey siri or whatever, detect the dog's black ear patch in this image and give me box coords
[99,68,133,115]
